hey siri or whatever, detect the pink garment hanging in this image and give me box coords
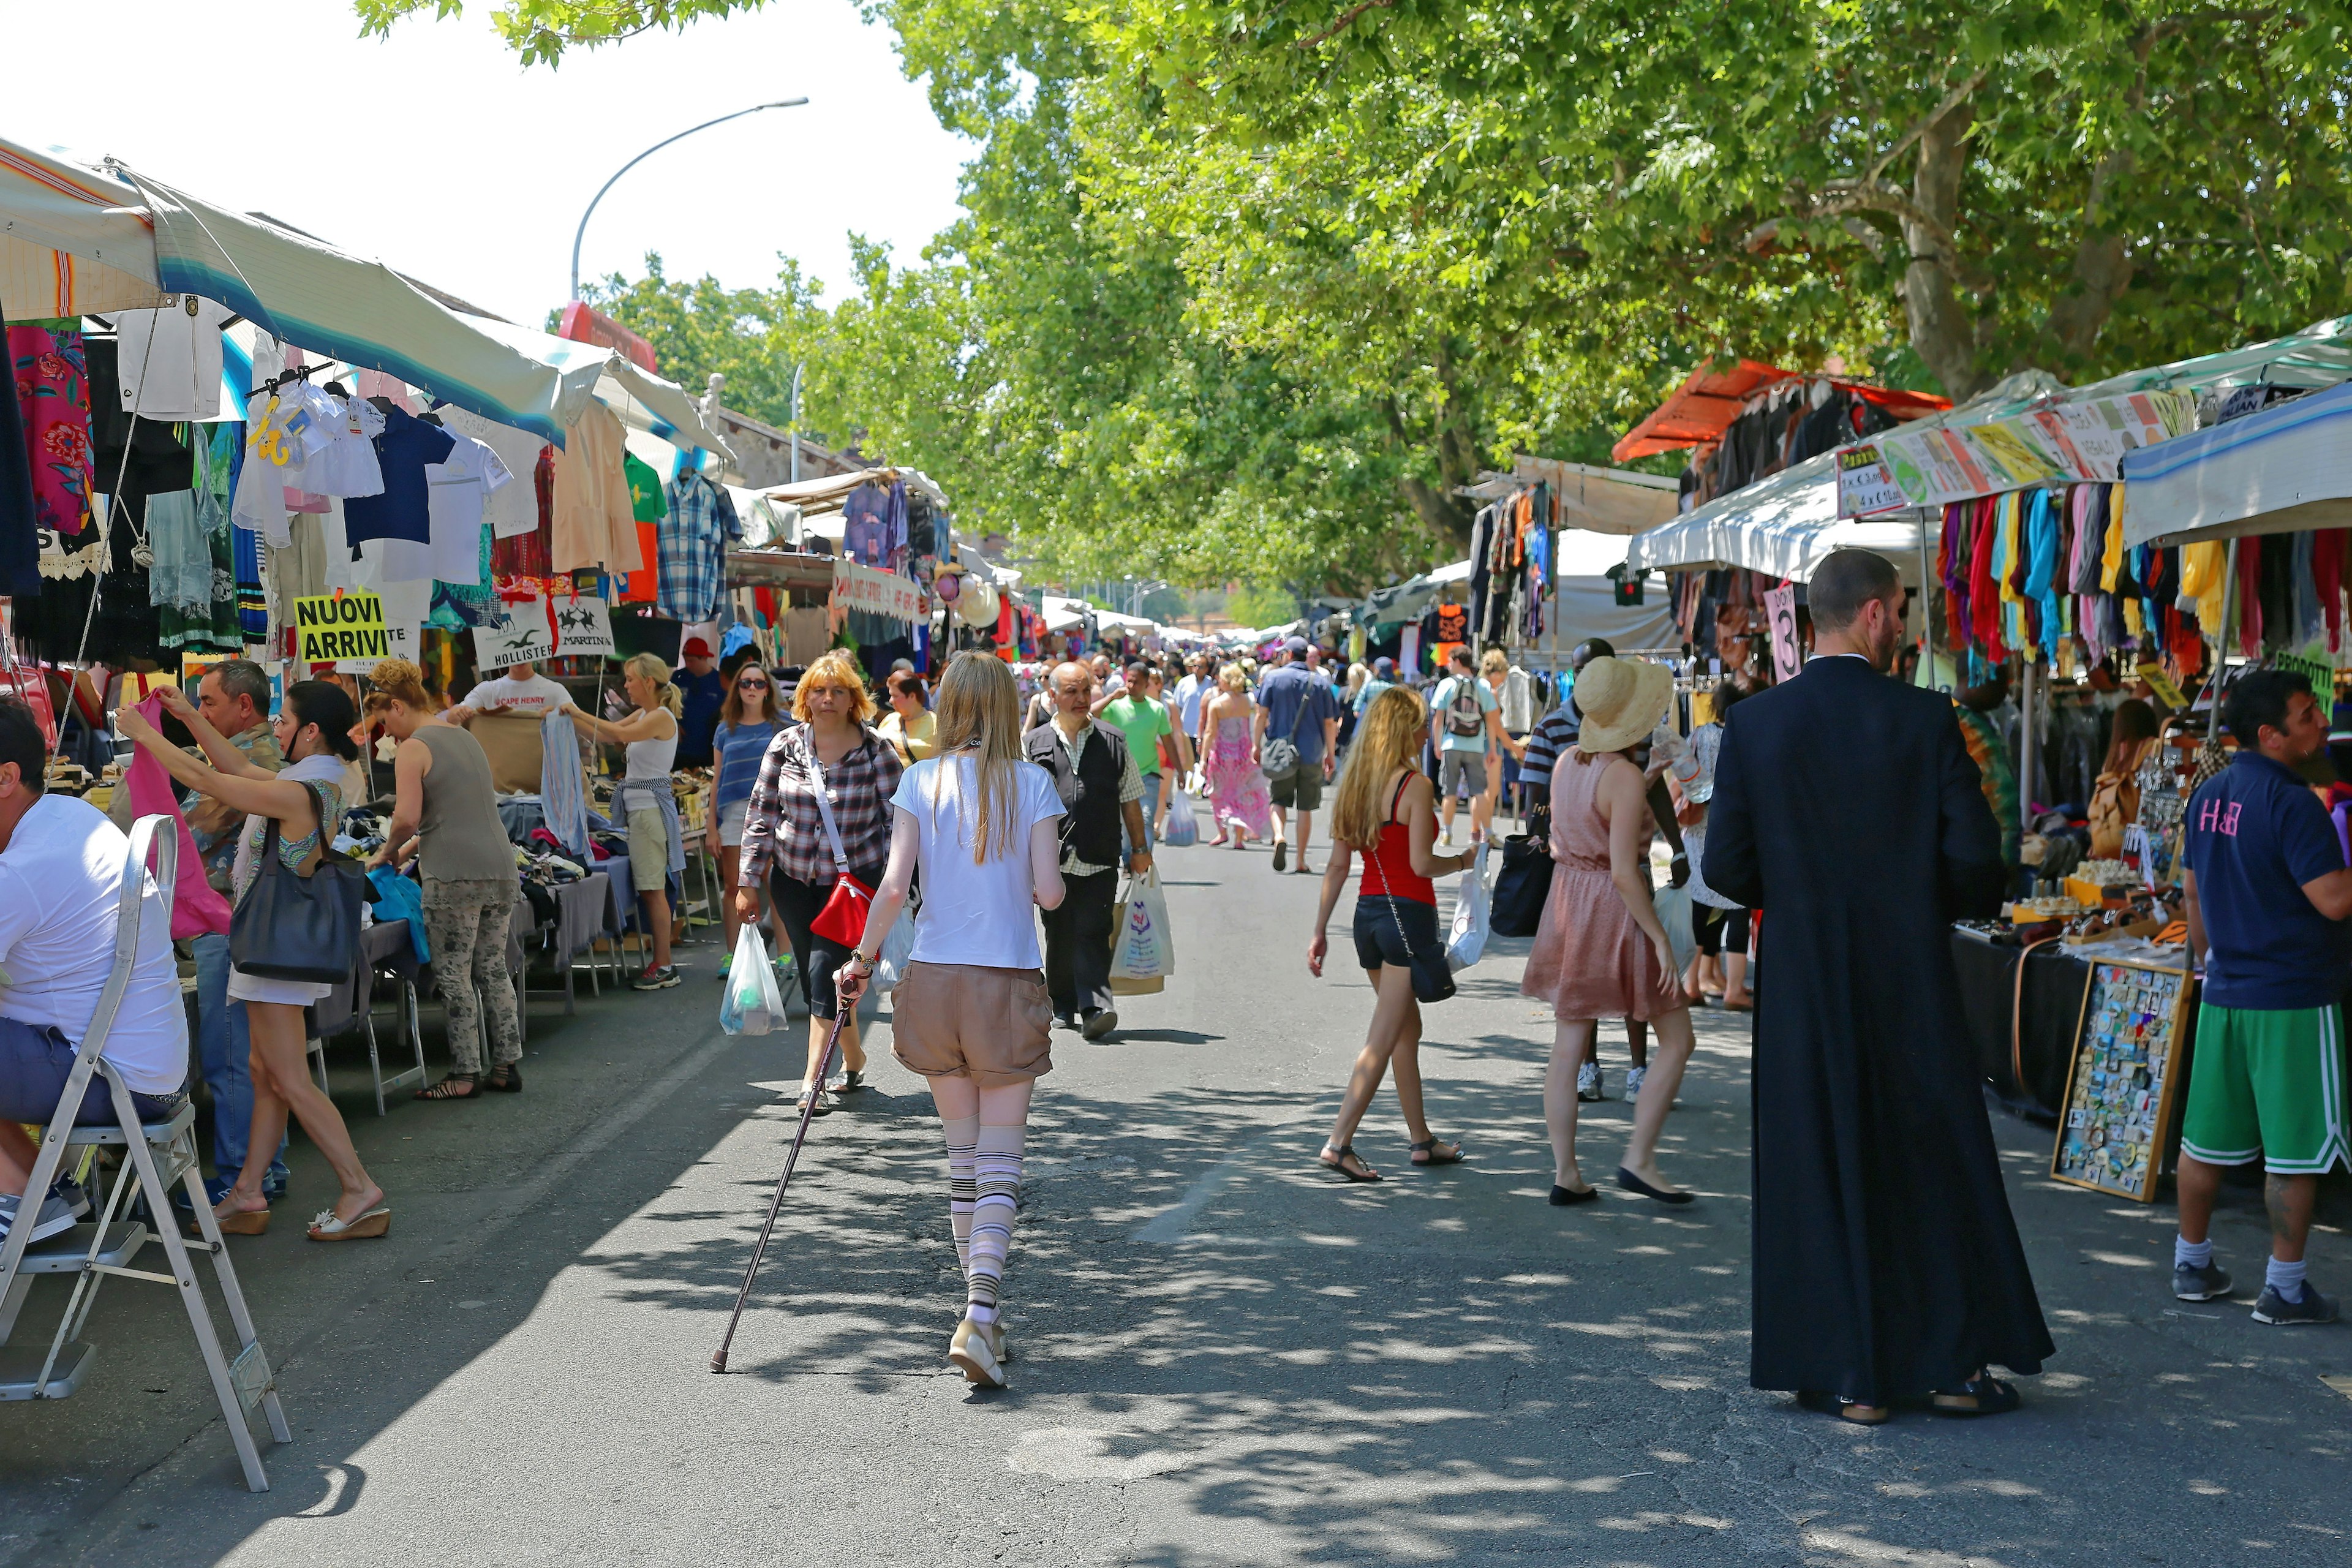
[124,695,234,940]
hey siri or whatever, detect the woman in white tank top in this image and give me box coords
[567,654,684,987]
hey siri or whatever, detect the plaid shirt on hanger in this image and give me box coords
[657,470,738,624]
[739,721,906,888]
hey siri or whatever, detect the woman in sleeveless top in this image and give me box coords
[365,658,524,1101]
[119,681,391,1242]
[1197,663,1274,846]
[1307,686,1476,1182]
[1520,658,1697,1207]
[567,653,685,989]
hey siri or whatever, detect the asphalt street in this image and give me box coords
[6,818,2352,1566]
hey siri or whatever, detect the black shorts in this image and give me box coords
[1352,895,1442,973]
[1694,903,1752,957]
[771,865,884,1020]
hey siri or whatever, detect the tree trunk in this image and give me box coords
[1901,102,1987,402]
[1400,475,1474,549]
[2042,148,2135,367]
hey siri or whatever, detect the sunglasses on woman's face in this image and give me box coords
[738,677,769,690]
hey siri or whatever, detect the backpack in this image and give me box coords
[1444,678,1485,739]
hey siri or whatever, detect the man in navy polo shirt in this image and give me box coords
[2175,668,2352,1325]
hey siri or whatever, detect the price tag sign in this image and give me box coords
[2135,660,2187,710]
[292,591,387,665]
[1836,444,1909,516]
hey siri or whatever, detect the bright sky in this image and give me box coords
[2,0,973,327]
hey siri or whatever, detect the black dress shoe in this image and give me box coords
[1548,1183,1599,1206]
[1615,1167,1694,1205]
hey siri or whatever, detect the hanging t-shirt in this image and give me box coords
[114,298,236,420]
[302,395,388,499]
[436,405,548,539]
[624,450,667,522]
[342,404,456,549]
[1434,602,1468,644]
[548,402,640,573]
[380,431,512,585]
[842,483,892,567]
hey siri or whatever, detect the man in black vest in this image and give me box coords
[1026,661,1152,1039]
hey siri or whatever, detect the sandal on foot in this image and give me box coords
[1931,1374,2021,1416]
[1409,1137,1465,1166]
[198,1205,271,1237]
[1318,1144,1382,1183]
[415,1073,480,1101]
[307,1205,391,1242]
[1796,1390,1891,1425]
[482,1065,523,1093]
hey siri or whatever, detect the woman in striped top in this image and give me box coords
[706,660,782,963]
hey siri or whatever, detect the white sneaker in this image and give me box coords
[1575,1062,1604,1102]
[1624,1065,1648,1100]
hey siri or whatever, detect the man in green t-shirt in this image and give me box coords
[1099,661,1189,847]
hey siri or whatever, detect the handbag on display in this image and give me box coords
[228,782,366,982]
[806,745,878,948]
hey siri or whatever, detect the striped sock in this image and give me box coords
[966,1121,1025,1325]
[942,1116,978,1276]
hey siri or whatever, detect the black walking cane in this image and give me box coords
[709,1008,851,1373]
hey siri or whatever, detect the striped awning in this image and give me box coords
[0,137,162,318]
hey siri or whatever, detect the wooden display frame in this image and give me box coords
[2050,957,2198,1203]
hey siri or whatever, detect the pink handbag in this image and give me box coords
[125,695,234,940]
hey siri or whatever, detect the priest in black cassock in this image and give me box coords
[1702,548,2053,1424]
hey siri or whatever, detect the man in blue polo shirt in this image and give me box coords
[2174,669,2352,1325]
[1254,637,1341,875]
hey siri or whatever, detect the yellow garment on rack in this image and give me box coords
[2179,538,2228,628]
[2100,488,2125,592]
[1998,493,2025,651]
[2122,595,2144,638]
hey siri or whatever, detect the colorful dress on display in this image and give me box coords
[1202,714,1274,840]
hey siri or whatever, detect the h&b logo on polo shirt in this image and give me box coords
[2197,797,2243,837]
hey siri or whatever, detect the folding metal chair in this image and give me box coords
[0,818,288,1490]
[305,919,427,1117]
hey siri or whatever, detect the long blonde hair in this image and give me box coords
[930,652,1025,864]
[1331,685,1428,850]
[623,652,684,717]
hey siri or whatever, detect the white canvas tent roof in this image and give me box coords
[2120,379,2352,547]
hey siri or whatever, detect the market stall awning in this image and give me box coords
[114,162,612,447]
[1621,453,1936,584]
[1461,458,1682,535]
[2120,379,2352,547]
[765,467,951,517]
[1612,359,1950,462]
[0,135,162,318]
[1041,595,1093,634]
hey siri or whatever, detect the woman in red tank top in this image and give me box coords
[1307,686,1476,1182]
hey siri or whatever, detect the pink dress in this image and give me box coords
[1520,752,1687,1021]
[1202,714,1275,839]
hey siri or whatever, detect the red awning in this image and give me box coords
[1611,360,1951,463]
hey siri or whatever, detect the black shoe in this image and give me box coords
[1548,1183,1599,1206]
[2253,1282,2339,1325]
[2174,1261,2233,1301]
[1615,1167,1694,1205]
[1271,841,1287,873]
[1054,1012,1080,1032]
[1080,1008,1118,1041]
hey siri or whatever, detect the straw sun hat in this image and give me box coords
[1572,656,1673,754]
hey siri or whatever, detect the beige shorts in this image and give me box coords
[626,806,668,891]
[890,961,1055,1088]
[716,799,750,848]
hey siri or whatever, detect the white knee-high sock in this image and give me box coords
[942,1115,978,1276]
[966,1121,1025,1325]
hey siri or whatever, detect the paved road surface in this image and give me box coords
[6,827,2352,1565]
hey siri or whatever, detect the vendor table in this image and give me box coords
[306,918,426,1117]
[1950,926,2094,1121]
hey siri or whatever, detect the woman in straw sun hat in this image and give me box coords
[1520,655,1700,1208]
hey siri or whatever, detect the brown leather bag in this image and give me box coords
[2087,769,2139,859]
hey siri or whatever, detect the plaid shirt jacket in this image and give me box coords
[739,722,906,888]
[657,471,738,624]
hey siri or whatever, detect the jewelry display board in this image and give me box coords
[2051,958,2197,1202]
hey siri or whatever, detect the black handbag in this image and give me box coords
[1490,831,1555,938]
[229,782,368,982]
[1381,894,1456,1004]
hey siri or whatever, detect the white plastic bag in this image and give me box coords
[719,924,787,1036]
[873,894,919,995]
[1161,783,1200,847]
[1653,881,1696,974]
[1447,840,1491,971]
[1109,867,1176,993]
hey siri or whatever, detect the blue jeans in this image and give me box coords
[1125,774,1163,858]
[190,933,288,1188]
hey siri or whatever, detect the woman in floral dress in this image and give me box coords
[1197,663,1274,848]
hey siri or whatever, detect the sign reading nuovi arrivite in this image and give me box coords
[292,591,387,664]
[1836,444,1909,517]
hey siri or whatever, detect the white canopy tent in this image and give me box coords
[1623,454,1937,585]
[2120,379,2352,547]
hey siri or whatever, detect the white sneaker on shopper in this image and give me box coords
[1575,1062,1604,1102]
[1624,1065,1648,1101]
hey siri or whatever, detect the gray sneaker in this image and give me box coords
[2174,1261,2234,1302]
[1624,1065,1648,1101]
[0,1189,78,1246]
[2252,1282,2339,1325]
[52,1175,89,1220]
[1575,1062,1604,1102]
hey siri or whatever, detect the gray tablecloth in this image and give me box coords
[551,873,611,968]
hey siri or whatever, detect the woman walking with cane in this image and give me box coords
[1306,685,1476,1182]
[835,652,1065,1389]
[1521,657,1698,1207]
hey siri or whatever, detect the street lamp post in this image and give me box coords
[570,99,809,302]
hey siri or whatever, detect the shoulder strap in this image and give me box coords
[1387,772,1411,823]
[807,748,852,872]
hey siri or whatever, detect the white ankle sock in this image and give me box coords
[2175,1236,2213,1270]
[2266,1256,2309,1302]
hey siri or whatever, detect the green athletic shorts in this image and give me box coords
[2179,1002,2351,1175]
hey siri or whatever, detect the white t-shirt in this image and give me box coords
[377,431,511,584]
[466,672,569,719]
[890,755,1066,970]
[115,298,235,420]
[0,795,187,1095]
[437,406,548,540]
